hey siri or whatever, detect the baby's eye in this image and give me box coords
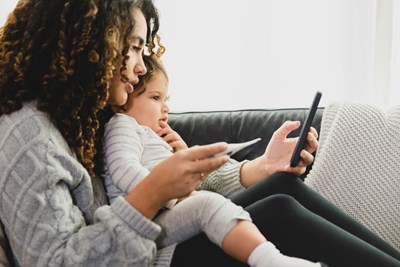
[165,95,171,102]
[152,96,160,101]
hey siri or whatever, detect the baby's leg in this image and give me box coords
[155,191,321,267]
[154,190,249,248]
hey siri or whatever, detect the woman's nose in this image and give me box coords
[135,57,147,76]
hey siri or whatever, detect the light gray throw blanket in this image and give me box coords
[305,102,400,251]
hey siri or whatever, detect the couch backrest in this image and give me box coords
[169,108,323,177]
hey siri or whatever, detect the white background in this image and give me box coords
[155,0,400,111]
[2,0,400,112]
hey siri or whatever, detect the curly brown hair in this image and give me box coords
[133,35,168,96]
[0,0,160,178]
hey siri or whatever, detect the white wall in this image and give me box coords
[0,1,17,26]
[2,0,399,112]
[155,0,398,112]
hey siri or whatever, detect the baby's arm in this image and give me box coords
[104,115,150,194]
[157,120,188,152]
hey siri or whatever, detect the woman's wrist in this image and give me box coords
[125,175,167,220]
[240,157,271,188]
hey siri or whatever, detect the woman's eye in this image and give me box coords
[131,46,142,52]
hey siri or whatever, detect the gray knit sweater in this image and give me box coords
[0,101,245,267]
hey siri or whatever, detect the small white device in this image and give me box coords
[215,138,262,157]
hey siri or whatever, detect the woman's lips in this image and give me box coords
[125,83,134,94]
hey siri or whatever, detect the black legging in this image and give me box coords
[171,172,400,267]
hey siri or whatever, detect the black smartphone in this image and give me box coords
[290,91,322,167]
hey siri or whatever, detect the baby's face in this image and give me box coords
[123,71,169,132]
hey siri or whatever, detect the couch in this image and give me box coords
[0,107,324,266]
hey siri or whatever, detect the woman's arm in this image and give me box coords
[0,122,160,266]
[198,159,247,198]
[200,121,319,193]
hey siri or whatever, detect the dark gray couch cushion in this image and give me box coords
[169,108,323,162]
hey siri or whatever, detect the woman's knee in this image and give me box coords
[247,194,307,222]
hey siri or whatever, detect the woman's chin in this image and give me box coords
[107,95,128,107]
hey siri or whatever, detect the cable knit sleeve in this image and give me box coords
[198,159,247,198]
[0,105,172,267]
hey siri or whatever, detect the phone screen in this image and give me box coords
[289,91,322,167]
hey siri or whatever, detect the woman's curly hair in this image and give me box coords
[0,0,160,178]
[133,34,168,96]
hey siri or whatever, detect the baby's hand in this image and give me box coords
[158,120,188,152]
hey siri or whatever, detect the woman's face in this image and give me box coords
[108,8,148,106]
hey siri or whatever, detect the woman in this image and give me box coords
[0,0,399,266]
[0,0,229,265]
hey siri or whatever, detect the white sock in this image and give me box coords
[247,241,321,267]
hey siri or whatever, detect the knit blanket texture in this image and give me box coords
[305,102,400,251]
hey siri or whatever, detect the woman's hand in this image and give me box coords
[125,142,229,219]
[240,121,318,188]
[157,120,188,152]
